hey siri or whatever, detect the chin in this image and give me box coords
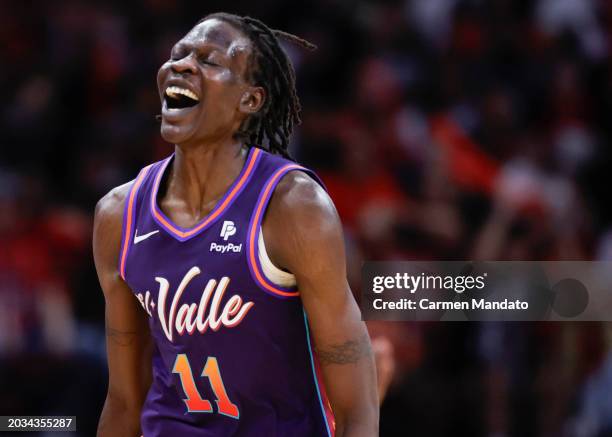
[160,122,191,144]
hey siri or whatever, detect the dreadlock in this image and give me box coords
[198,12,316,159]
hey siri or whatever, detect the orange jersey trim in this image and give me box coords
[248,164,303,297]
[151,148,261,240]
[119,164,153,280]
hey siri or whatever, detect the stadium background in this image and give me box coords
[2,0,612,435]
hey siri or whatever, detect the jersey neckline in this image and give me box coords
[150,146,262,242]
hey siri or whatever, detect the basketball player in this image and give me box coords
[93,12,378,437]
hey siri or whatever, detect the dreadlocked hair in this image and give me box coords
[198,12,316,159]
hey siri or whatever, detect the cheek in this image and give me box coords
[204,75,242,107]
[157,65,170,95]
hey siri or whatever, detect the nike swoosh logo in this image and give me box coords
[134,229,159,244]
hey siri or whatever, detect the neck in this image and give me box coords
[166,138,248,218]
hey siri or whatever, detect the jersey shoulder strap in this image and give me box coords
[245,148,326,298]
[117,159,165,280]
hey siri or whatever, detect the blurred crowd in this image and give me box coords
[2,0,612,435]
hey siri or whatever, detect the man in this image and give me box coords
[93,12,378,436]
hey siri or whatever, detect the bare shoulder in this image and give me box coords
[268,170,339,231]
[264,170,345,273]
[94,181,133,225]
[93,181,134,274]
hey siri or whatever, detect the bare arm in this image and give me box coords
[93,183,153,437]
[264,172,379,437]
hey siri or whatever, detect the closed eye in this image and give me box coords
[199,56,220,67]
[169,44,189,61]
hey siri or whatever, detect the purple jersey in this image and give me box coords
[118,147,335,437]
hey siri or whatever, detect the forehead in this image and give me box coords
[179,18,252,57]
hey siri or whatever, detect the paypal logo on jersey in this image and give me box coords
[211,220,242,253]
[220,220,236,240]
[210,242,242,253]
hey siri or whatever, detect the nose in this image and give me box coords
[170,53,197,75]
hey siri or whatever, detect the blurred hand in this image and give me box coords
[372,336,396,405]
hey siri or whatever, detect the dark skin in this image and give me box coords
[94,18,378,437]
[94,182,153,436]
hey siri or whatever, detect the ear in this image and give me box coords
[238,86,265,115]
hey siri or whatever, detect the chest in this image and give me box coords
[127,199,263,334]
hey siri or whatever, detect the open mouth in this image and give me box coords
[164,86,200,110]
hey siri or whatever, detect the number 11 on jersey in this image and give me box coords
[172,354,240,419]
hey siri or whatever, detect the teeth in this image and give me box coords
[165,86,199,102]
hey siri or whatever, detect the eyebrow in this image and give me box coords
[201,27,229,45]
[171,41,227,56]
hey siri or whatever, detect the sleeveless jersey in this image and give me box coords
[118,147,335,437]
